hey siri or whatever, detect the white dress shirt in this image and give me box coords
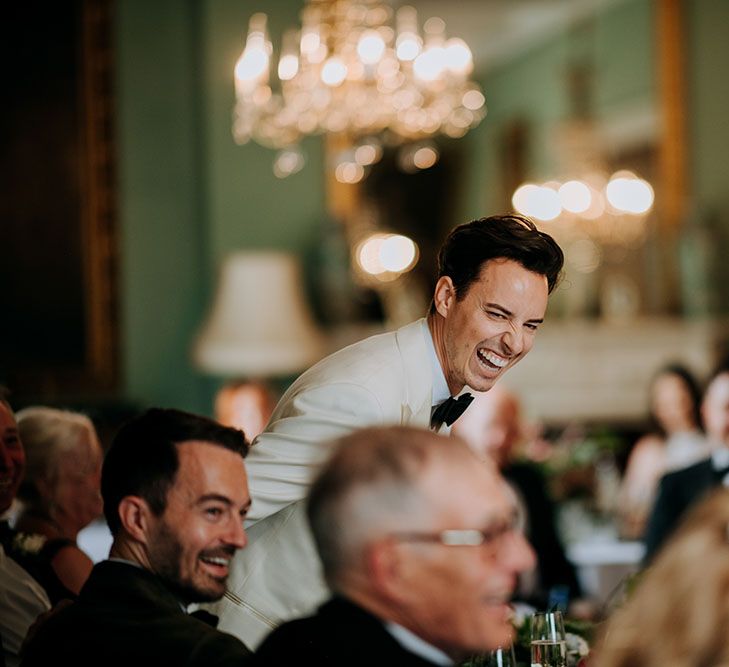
[385,621,454,665]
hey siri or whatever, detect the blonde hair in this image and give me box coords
[593,488,729,667]
[15,406,100,507]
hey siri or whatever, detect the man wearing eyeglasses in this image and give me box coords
[253,426,535,666]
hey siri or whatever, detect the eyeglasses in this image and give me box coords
[390,512,523,549]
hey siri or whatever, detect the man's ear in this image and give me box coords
[433,276,456,319]
[118,496,154,544]
[365,539,406,604]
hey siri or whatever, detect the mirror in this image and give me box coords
[327,0,684,326]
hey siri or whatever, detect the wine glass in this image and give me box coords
[488,644,518,667]
[530,610,566,667]
[463,644,517,667]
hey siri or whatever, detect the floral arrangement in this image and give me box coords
[540,425,626,504]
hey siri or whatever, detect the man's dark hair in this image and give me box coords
[101,408,248,535]
[429,214,564,314]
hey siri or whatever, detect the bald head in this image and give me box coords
[307,426,487,587]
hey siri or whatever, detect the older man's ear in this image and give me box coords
[363,539,409,604]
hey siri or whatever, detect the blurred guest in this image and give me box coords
[594,488,729,667]
[21,408,252,667]
[214,380,276,441]
[453,387,582,610]
[617,364,708,539]
[11,407,103,600]
[643,366,729,562]
[254,426,535,665]
[0,395,50,667]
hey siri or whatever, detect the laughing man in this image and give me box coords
[212,214,563,647]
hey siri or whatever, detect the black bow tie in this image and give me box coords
[189,609,219,627]
[713,463,729,481]
[431,393,474,429]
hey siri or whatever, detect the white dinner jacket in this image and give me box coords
[209,318,435,648]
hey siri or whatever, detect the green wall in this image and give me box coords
[117,0,328,415]
[201,0,326,265]
[117,0,208,413]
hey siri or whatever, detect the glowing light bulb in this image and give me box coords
[235,48,269,84]
[397,34,421,61]
[606,175,654,214]
[357,30,386,65]
[321,57,347,86]
[413,46,446,81]
[462,89,485,110]
[335,162,364,184]
[357,234,386,275]
[512,184,540,216]
[559,180,592,214]
[356,233,418,276]
[412,145,438,170]
[444,38,472,75]
[531,186,561,221]
[278,54,299,81]
[380,234,417,272]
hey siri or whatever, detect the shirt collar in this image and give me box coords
[421,319,450,407]
[712,446,729,467]
[711,447,729,486]
[384,621,454,665]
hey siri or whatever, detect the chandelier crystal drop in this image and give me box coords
[232,1,486,177]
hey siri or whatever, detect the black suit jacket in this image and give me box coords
[254,596,443,666]
[643,458,719,562]
[504,462,581,606]
[21,561,250,667]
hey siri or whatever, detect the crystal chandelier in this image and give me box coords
[511,119,655,250]
[232,0,487,180]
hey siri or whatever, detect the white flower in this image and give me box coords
[566,632,590,657]
[511,601,537,629]
[12,532,47,555]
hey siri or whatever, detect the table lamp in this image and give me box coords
[192,251,325,438]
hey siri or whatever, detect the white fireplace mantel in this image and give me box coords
[499,317,729,423]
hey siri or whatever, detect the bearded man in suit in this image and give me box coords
[255,426,535,666]
[22,409,253,667]
[643,367,729,562]
[212,214,564,647]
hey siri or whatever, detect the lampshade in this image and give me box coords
[193,251,325,377]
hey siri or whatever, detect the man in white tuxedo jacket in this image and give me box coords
[210,215,564,647]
